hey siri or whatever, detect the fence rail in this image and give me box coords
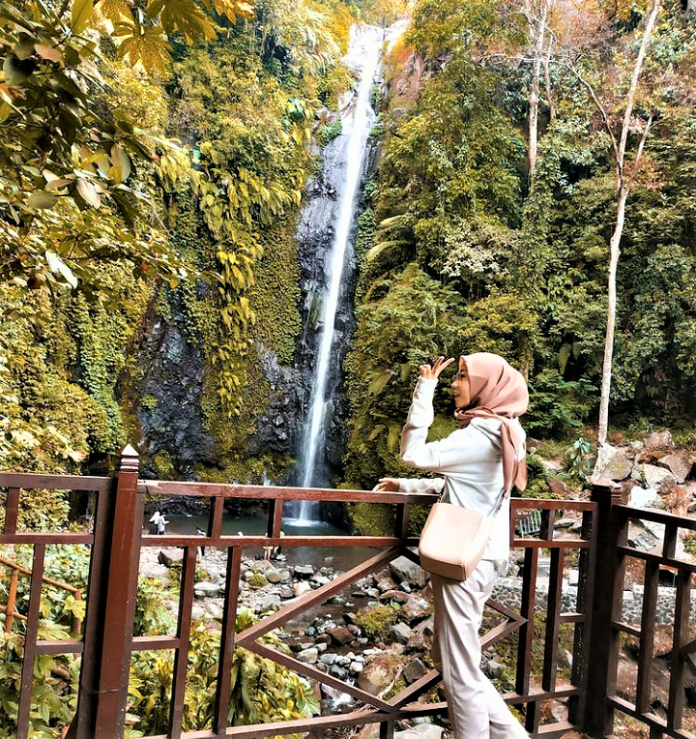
[0,448,640,739]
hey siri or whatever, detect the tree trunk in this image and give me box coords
[528,0,551,183]
[543,34,555,120]
[597,187,628,446]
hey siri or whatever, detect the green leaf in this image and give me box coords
[368,371,392,396]
[26,190,58,209]
[71,0,94,33]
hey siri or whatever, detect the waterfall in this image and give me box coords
[297,26,382,516]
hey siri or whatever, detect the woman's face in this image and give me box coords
[450,356,471,410]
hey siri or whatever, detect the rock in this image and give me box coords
[554,518,576,529]
[645,430,674,450]
[486,660,505,680]
[403,657,428,684]
[657,453,694,484]
[320,683,354,703]
[379,590,410,604]
[394,725,444,739]
[640,464,677,491]
[376,575,398,593]
[327,627,353,646]
[627,522,659,551]
[279,587,294,599]
[204,600,224,619]
[265,567,291,583]
[390,556,429,590]
[316,633,332,645]
[329,664,348,680]
[414,616,435,637]
[158,548,184,568]
[343,612,358,625]
[349,661,364,675]
[548,477,573,496]
[297,647,318,664]
[347,624,361,636]
[140,561,169,579]
[628,486,659,509]
[294,564,315,578]
[194,582,223,599]
[403,596,431,624]
[192,604,206,620]
[319,653,338,665]
[390,622,412,644]
[595,446,633,481]
[405,629,428,653]
[256,594,281,612]
[293,582,313,597]
[357,653,405,695]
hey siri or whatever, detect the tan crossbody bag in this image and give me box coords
[418,487,508,581]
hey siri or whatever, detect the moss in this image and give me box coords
[317,119,343,148]
[683,531,696,555]
[249,571,268,589]
[355,603,402,641]
[141,395,158,411]
[153,450,176,479]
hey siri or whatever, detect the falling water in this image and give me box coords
[297,27,382,518]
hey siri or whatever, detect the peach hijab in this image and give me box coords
[455,352,529,494]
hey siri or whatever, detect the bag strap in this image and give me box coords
[490,485,510,518]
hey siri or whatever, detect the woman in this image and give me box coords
[374,352,529,739]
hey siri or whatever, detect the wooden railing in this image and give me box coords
[0,446,615,739]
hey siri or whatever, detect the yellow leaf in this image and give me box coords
[71,0,94,34]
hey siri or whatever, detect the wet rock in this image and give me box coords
[554,518,576,529]
[379,590,410,604]
[628,522,659,551]
[390,622,412,644]
[329,664,348,680]
[629,487,659,509]
[390,556,429,590]
[403,657,428,684]
[403,596,431,624]
[294,564,315,578]
[658,453,694,484]
[327,627,353,646]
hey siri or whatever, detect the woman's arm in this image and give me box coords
[373,477,445,494]
[400,378,492,472]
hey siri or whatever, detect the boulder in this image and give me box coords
[657,452,694,484]
[554,518,576,529]
[327,627,353,646]
[158,548,184,568]
[395,725,444,739]
[357,653,405,695]
[628,486,659,509]
[645,430,674,450]
[640,464,677,491]
[595,447,633,481]
[413,615,435,637]
[389,556,429,590]
[548,477,573,496]
[140,561,169,579]
[403,657,428,684]
[390,622,412,644]
[627,522,659,551]
[266,567,291,583]
[405,629,428,653]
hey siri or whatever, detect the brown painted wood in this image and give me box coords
[170,546,197,739]
[5,567,19,632]
[141,535,409,548]
[139,480,439,505]
[267,499,283,539]
[388,669,441,707]
[36,640,84,654]
[610,695,696,739]
[502,685,580,703]
[667,569,691,731]
[516,546,538,698]
[236,547,403,647]
[636,560,659,713]
[379,721,394,739]
[615,504,696,531]
[208,497,224,539]
[542,548,564,692]
[248,640,396,712]
[394,503,410,539]
[0,473,111,491]
[664,523,678,559]
[539,508,553,540]
[213,546,242,735]
[3,488,19,534]
[618,547,696,574]
[0,533,93,545]
[132,635,181,651]
[16,544,46,739]
[511,499,595,512]
[512,538,590,549]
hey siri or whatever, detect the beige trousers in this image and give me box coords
[431,560,529,739]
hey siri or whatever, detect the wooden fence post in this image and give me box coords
[582,478,623,738]
[68,445,143,739]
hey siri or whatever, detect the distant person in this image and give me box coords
[373,353,529,739]
[149,511,168,535]
[196,526,206,557]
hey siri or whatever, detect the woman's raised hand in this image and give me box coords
[372,478,400,492]
[419,355,454,381]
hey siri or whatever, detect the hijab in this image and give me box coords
[454,352,529,494]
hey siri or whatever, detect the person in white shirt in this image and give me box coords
[374,352,529,739]
[149,511,168,535]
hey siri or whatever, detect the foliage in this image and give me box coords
[128,609,320,735]
[355,602,401,640]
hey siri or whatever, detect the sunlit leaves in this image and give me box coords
[114,23,174,75]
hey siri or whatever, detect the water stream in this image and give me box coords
[297,26,383,519]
